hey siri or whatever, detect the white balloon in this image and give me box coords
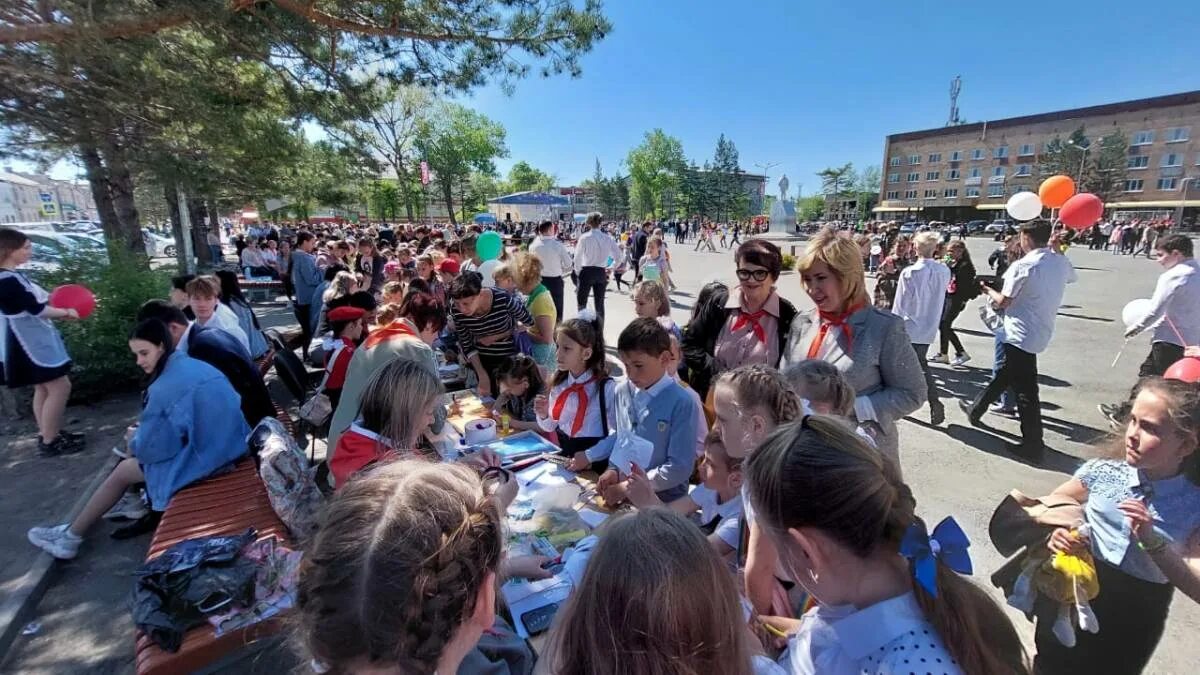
[477,259,500,287]
[1121,298,1154,332]
[1006,191,1043,221]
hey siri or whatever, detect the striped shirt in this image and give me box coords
[451,288,533,360]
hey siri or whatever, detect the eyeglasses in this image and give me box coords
[736,268,771,282]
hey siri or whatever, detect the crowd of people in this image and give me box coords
[4,207,1199,674]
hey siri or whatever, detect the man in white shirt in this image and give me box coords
[528,220,573,322]
[573,212,621,321]
[1099,234,1200,426]
[960,221,1074,459]
[893,231,951,425]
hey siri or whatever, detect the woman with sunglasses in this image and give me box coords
[682,239,798,402]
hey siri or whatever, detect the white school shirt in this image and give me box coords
[573,228,621,273]
[782,592,961,675]
[528,235,574,277]
[689,484,743,550]
[996,247,1073,354]
[197,303,251,354]
[1129,258,1200,347]
[892,257,950,345]
[536,371,618,438]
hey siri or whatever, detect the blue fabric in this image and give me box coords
[290,250,321,301]
[899,517,972,597]
[132,352,250,509]
[1075,458,1200,583]
[228,301,268,359]
[585,378,698,502]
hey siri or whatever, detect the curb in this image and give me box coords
[0,453,119,661]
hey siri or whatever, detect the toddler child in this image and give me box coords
[492,355,544,432]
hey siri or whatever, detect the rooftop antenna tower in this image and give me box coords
[947,75,963,127]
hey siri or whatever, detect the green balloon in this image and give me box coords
[477,231,503,261]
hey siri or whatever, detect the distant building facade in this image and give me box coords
[875,91,1200,227]
[0,168,96,223]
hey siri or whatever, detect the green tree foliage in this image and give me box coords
[798,195,826,221]
[626,129,686,219]
[367,180,402,221]
[415,101,508,224]
[817,162,855,197]
[1039,127,1128,204]
[504,161,557,193]
[709,134,745,221]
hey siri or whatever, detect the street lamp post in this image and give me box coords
[1066,136,1107,190]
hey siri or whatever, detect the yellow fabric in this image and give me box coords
[527,291,556,340]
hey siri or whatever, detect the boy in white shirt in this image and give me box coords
[893,231,951,425]
[625,429,744,558]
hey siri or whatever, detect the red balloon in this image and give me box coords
[49,284,96,319]
[1164,357,1200,383]
[1059,193,1104,230]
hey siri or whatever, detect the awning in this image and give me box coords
[975,204,1008,210]
[473,213,497,223]
[871,206,914,213]
[1107,200,1200,208]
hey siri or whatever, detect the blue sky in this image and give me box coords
[19,1,1200,196]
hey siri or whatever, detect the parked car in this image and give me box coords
[965,219,988,234]
[984,220,1012,234]
[898,221,924,235]
[143,231,176,258]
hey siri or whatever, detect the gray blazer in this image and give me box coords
[783,305,926,468]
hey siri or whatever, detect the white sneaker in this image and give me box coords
[104,491,148,521]
[951,353,972,367]
[929,353,949,364]
[28,524,82,560]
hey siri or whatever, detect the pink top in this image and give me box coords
[714,287,781,370]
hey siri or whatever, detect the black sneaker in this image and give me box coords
[1097,403,1123,430]
[60,430,85,444]
[957,399,983,427]
[930,405,945,426]
[1007,441,1046,464]
[38,434,86,457]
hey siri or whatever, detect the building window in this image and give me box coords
[1128,155,1149,169]
[909,154,921,165]
[1166,127,1190,143]
[1124,179,1144,192]
[904,190,918,199]
[890,157,902,167]
[966,187,981,197]
[1157,178,1178,191]
[928,153,941,163]
[943,188,958,198]
[888,173,900,183]
[950,150,962,161]
[926,171,940,181]
[969,167,982,178]
[988,185,1005,197]
[993,146,1009,159]
[1132,130,1154,146]
[1014,164,1032,176]
[947,169,960,180]
[992,167,1006,177]
[907,172,920,182]
[924,189,938,198]
[971,148,984,160]
[1161,153,1182,167]
[1018,144,1034,156]
[886,190,900,200]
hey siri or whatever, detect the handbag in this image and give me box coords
[298,365,333,426]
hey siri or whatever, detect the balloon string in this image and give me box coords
[1112,339,1127,368]
[1164,315,1187,346]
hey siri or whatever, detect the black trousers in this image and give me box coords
[969,342,1042,448]
[912,343,942,412]
[1033,556,1173,675]
[542,275,565,323]
[938,299,967,355]
[1111,341,1185,417]
[576,266,608,320]
[294,303,313,357]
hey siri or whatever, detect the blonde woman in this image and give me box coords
[511,252,557,374]
[787,226,926,468]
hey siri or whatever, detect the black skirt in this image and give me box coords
[1,330,71,388]
[1033,555,1174,675]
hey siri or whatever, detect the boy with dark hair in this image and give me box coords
[567,318,698,503]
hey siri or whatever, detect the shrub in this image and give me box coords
[781,252,797,271]
[42,248,174,400]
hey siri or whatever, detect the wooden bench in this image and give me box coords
[237,277,284,303]
[133,458,293,675]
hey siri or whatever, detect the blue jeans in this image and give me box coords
[993,335,1014,409]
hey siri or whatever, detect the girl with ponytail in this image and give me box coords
[744,415,1029,675]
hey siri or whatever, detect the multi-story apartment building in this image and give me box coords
[875,91,1200,227]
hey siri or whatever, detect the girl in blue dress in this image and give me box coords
[0,228,84,456]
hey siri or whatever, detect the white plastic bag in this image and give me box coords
[607,384,654,475]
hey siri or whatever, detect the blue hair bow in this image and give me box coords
[899,516,972,597]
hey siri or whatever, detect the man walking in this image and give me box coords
[630,221,651,281]
[959,221,1074,459]
[290,231,322,360]
[573,212,621,321]
[894,232,952,425]
[528,220,573,323]
[1099,234,1200,426]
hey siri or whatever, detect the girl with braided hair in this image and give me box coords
[745,416,1029,675]
[297,460,528,675]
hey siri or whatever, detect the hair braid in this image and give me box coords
[719,364,802,425]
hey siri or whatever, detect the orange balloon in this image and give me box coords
[1039,175,1076,208]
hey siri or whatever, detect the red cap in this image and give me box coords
[327,306,366,322]
[437,259,461,275]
